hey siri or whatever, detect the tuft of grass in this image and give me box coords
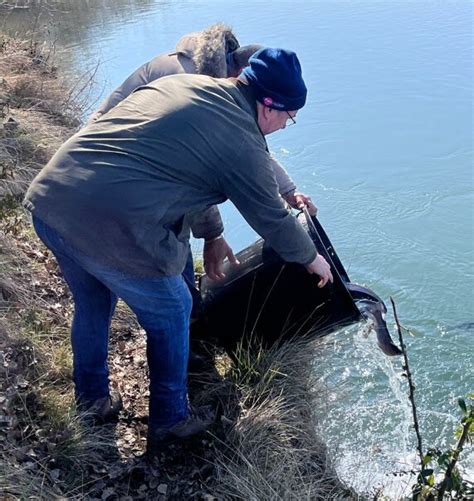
[0,33,100,218]
[21,307,73,379]
[0,34,96,127]
[205,337,354,500]
[39,386,74,430]
[194,256,204,275]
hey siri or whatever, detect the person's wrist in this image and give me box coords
[204,234,224,244]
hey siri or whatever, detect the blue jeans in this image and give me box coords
[32,216,192,428]
[182,248,202,319]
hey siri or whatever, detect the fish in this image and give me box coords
[358,300,402,356]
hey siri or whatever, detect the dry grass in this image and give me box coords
[1,415,122,499]
[207,338,353,500]
[0,33,99,208]
[0,34,97,124]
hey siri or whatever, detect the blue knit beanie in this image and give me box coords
[241,48,307,111]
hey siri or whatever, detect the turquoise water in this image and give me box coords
[3,0,472,495]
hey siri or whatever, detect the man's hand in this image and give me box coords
[283,191,318,216]
[204,236,240,281]
[305,254,333,288]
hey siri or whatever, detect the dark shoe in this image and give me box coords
[77,392,123,425]
[147,405,214,456]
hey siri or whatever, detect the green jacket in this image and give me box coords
[24,74,317,277]
[88,27,297,239]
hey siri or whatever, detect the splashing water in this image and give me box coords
[314,321,434,497]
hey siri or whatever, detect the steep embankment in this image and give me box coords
[0,34,351,500]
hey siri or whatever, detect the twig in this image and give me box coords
[436,408,473,500]
[390,297,424,471]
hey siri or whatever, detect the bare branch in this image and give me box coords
[390,297,424,471]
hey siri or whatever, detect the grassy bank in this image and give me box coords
[0,34,352,499]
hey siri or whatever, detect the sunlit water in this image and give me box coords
[2,0,472,496]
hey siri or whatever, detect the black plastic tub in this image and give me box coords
[191,210,401,357]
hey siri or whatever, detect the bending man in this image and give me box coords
[24,48,333,455]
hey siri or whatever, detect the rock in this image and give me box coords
[157,483,168,495]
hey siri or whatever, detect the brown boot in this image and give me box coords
[147,405,214,456]
[77,392,123,425]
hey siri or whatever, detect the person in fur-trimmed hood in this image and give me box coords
[89,23,252,121]
[87,23,317,315]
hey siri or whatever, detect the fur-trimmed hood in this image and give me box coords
[175,23,239,78]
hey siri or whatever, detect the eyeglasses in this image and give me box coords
[285,111,296,126]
